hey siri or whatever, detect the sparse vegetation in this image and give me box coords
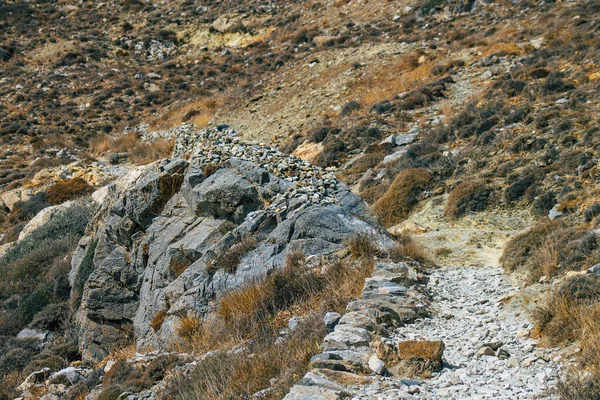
[534,275,600,399]
[46,178,94,205]
[207,236,258,275]
[500,221,599,283]
[169,240,376,399]
[389,234,436,267]
[372,168,431,228]
[443,181,492,218]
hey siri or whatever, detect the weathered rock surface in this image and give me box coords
[286,260,429,398]
[72,127,390,362]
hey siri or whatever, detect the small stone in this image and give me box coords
[369,354,386,375]
[477,346,495,358]
[506,357,520,368]
[323,312,341,332]
[496,348,510,359]
[288,316,301,330]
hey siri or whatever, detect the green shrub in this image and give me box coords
[19,290,51,324]
[0,348,32,376]
[0,201,94,335]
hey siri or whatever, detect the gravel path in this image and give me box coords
[353,266,563,399]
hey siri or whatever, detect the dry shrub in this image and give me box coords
[171,236,376,399]
[285,246,306,270]
[556,372,600,400]
[389,234,435,267]
[153,96,224,130]
[207,236,258,275]
[151,311,167,332]
[501,220,559,275]
[345,234,381,260]
[338,145,389,184]
[500,220,597,283]
[176,315,202,342]
[101,355,183,397]
[170,314,325,400]
[360,180,391,205]
[46,178,93,205]
[0,371,22,400]
[534,276,600,399]
[89,132,174,165]
[443,181,492,219]
[372,168,431,228]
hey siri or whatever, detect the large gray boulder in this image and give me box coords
[71,129,391,362]
[183,168,261,223]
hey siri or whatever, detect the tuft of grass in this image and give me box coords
[89,132,174,165]
[372,168,431,228]
[500,221,598,283]
[389,234,435,267]
[556,372,600,400]
[151,311,167,332]
[533,275,600,399]
[46,177,94,205]
[345,234,381,260]
[170,314,325,400]
[176,315,202,342]
[170,243,376,399]
[207,236,258,275]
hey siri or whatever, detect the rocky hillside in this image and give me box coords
[1,0,600,399]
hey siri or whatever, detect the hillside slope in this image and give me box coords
[1,0,600,399]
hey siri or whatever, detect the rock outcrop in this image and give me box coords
[72,126,391,362]
[284,261,429,399]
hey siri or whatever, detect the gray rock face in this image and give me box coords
[184,168,261,223]
[71,127,390,362]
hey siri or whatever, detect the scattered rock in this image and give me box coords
[368,354,386,375]
[324,312,342,332]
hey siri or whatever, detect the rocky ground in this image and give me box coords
[353,265,564,399]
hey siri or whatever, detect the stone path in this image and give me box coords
[353,266,563,399]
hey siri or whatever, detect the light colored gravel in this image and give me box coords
[352,266,563,399]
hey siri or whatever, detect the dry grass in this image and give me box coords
[372,168,431,228]
[345,234,381,260]
[89,132,174,165]
[46,177,94,205]
[98,343,136,368]
[375,339,445,378]
[500,220,561,279]
[0,371,22,400]
[151,311,167,332]
[176,315,202,342]
[443,180,492,219]
[170,314,325,400]
[169,243,376,398]
[207,236,258,275]
[500,220,598,283]
[389,234,436,267]
[152,96,225,130]
[533,275,600,399]
[357,53,436,106]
